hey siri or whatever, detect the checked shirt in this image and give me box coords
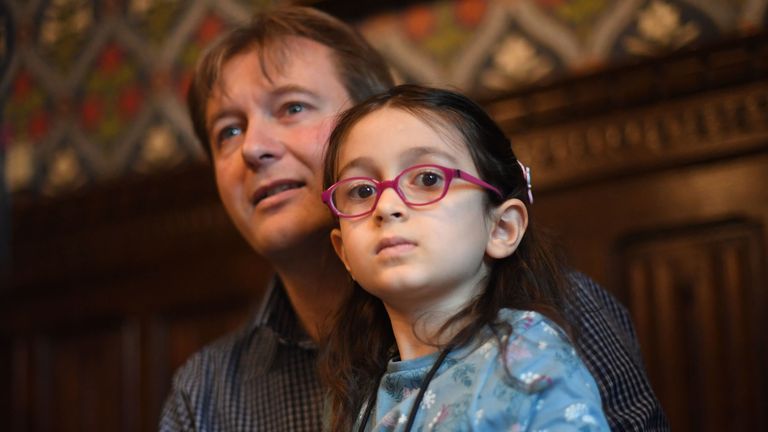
[159,273,669,431]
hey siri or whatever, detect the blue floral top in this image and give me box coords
[356,309,609,431]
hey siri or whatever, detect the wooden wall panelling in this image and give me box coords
[619,221,765,431]
[17,320,140,432]
[482,33,768,430]
[496,79,768,195]
[1,337,29,431]
[2,166,271,431]
[525,131,768,431]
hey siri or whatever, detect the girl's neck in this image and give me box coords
[382,274,488,361]
[385,306,469,361]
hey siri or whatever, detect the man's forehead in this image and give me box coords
[216,37,340,92]
[206,37,348,121]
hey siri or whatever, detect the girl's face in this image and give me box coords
[329,107,497,315]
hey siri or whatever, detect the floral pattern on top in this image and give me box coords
[357,309,609,431]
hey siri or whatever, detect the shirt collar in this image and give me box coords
[242,277,317,381]
[255,277,316,350]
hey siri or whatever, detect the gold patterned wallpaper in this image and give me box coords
[1,0,766,198]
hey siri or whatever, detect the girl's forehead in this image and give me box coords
[340,107,470,161]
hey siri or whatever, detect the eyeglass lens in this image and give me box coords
[332,166,448,216]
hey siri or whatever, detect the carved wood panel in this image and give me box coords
[1,300,259,432]
[618,221,766,431]
[8,321,140,432]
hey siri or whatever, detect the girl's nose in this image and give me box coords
[374,187,408,222]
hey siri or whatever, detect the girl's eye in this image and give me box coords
[415,171,443,188]
[348,183,377,200]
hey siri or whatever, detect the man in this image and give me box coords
[160,6,668,431]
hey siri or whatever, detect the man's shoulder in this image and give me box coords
[562,271,671,430]
[566,270,631,318]
[566,270,608,299]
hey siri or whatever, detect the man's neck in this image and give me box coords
[270,243,351,342]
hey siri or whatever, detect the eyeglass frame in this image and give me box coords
[322,163,503,218]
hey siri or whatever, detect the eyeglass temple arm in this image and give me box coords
[454,161,533,204]
[454,170,502,198]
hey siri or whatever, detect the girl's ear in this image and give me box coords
[486,198,528,259]
[330,228,353,274]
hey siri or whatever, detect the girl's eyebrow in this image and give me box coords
[337,157,375,178]
[400,146,459,164]
[337,146,460,178]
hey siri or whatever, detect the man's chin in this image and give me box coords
[248,223,332,260]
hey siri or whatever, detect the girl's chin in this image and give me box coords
[364,280,432,303]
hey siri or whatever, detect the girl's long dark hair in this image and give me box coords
[318,84,577,431]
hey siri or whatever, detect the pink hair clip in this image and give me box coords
[517,160,533,204]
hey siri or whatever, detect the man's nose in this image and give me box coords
[241,121,287,168]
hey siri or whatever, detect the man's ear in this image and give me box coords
[486,199,528,259]
[330,228,353,274]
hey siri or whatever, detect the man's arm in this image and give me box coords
[159,357,202,432]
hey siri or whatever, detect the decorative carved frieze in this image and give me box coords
[497,82,768,190]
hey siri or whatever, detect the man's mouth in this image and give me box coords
[252,181,304,204]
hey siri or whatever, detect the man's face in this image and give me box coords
[205,37,352,258]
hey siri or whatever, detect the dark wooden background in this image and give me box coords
[2,31,766,431]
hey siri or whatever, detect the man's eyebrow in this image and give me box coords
[207,109,241,129]
[206,84,321,128]
[270,84,319,99]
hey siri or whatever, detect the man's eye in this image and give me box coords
[285,103,305,115]
[217,126,242,142]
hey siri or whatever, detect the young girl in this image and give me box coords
[319,85,608,431]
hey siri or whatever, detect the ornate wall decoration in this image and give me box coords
[1,0,766,198]
[37,0,97,74]
[0,0,274,196]
[495,81,768,189]
[42,144,87,194]
[0,1,12,78]
[78,43,145,152]
[126,0,186,46]
[3,69,50,190]
[480,33,556,90]
[623,1,702,55]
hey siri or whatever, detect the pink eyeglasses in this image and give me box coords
[322,164,503,218]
